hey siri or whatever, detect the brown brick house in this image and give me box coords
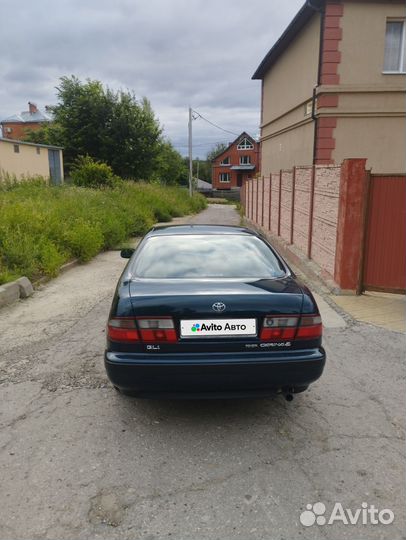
[1,102,53,140]
[211,132,260,190]
[253,0,406,175]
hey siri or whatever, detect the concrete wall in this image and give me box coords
[0,139,63,182]
[260,14,320,175]
[244,164,341,280]
[245,158,405,293]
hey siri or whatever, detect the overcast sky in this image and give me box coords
[1,0,303,158]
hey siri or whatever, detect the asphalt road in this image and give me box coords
[0,205,404,540]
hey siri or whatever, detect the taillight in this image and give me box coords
[260,314,322,341]
[260,316,298,340]
[107,318,139,342]
[296,315,322,339]
[137,317,177,342]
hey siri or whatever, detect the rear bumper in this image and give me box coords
[104,348,326,398]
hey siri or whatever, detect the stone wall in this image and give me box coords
[243,164,341,280]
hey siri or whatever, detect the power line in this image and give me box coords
[173,141,229,149]
[192,109,240,137]
[186,107,241,193]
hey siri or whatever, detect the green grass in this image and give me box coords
[0,180,207,285]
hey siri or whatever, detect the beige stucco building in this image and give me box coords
[254,0,406,175]
[0,138,64,184]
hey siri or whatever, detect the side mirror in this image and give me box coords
[120,248,135,259]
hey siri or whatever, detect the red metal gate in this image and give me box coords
[363,174,406,293]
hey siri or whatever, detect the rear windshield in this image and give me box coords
[133,234,286,279]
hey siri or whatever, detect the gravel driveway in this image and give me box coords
[0,205,404,540]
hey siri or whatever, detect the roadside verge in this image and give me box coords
[0,214,193,310]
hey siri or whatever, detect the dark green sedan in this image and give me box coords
[105,225,325,399]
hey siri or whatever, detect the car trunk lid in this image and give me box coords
[125,277,306,352]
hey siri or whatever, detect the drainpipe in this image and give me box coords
[307,0,325,165]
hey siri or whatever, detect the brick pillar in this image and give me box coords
[334,159,368,292]
[315,0,343,165]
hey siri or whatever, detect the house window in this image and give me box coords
[383,20,406,72]
[36,147,41,155]
[240,156,251,165]
[237,137,254,150]
[220,156,230,165]
[219,173,230,183]
[13,144,19,153]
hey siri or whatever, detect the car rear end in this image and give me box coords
[104,227,326,398]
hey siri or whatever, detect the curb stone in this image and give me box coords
[0,276,34,309]
[16,277,34,298]
[0,281,23,308]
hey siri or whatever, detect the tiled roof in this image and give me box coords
[210,132,257,162]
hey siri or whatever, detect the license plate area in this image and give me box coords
[180,319,257,338]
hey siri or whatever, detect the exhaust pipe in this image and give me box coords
[285,393,294,402]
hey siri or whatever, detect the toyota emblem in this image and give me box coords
[212,302,226,312]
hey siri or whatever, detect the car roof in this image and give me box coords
[147,224,258,237]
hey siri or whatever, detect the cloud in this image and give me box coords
[0,0,303,157]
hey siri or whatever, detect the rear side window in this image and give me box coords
[133,234,286,279]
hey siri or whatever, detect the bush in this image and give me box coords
[37,240,66,276]
[71,156,121,189]
[0,181,207,284]
[63,220,104,262]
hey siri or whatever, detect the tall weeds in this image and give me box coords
[0,181,206,284]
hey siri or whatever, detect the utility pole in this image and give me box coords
[188,106,193,197]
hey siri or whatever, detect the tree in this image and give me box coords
[154,140,188,185]
[102,94,162,179]
[70,156,121,188]
[206,142,228,162]
[193,159,212,183]
[180,157,212,184]
[23,76,163,180]
[23,123,64,147]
